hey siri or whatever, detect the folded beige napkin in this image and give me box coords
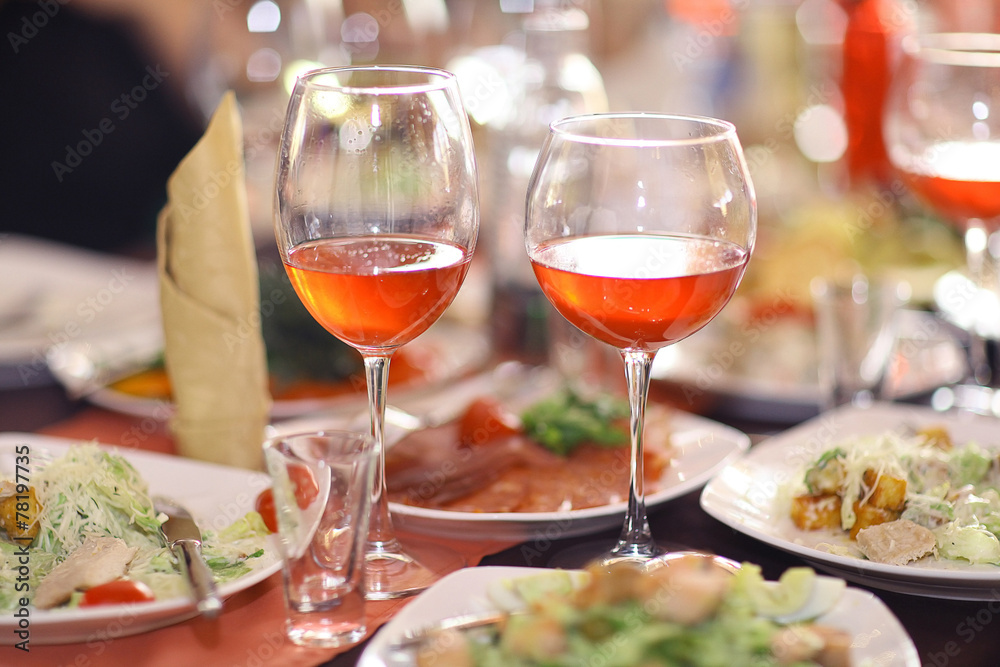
[156,91,271,470]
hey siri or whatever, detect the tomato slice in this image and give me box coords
[458,397,521,447]
[256,462,320,533]
[79,579,155,607]
[255,488,278,533]
[287,463,319,508]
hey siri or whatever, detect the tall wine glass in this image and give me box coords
[884,33,1000,390]
[525,113,756,567]
[274,66,477,598]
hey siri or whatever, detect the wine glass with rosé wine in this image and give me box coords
[524,113,756,569]
[884,33,1000,391]
[274,66,478,599]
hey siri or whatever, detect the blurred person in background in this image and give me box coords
[0,0,203,255]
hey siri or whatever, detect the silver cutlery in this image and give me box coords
[387,610,510,653]
[153,496,222,618]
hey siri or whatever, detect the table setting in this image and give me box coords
[8,1,1000,666]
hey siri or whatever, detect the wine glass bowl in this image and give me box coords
[525,113,756,567]
[885,33,1000,233]
[884,32,1000,385]
[274,65,477,598]
[283,237,472,350]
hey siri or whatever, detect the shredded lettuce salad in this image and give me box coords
[796,430,1000,565]
[463,564,846,667]
[0,444,269,611]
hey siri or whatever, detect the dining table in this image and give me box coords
[2,372,999,667]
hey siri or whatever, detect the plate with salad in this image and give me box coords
[701,403,1000,600]
[358,562,918,666]
[0,433,280,645]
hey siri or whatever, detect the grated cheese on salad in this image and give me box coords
[791,428,1000,566]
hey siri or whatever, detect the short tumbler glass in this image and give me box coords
[812,275,906,411]
[263,430,376,648]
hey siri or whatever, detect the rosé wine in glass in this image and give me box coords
[284,236,472,350]
[896,142,1000,231]
[274,66,478,599]
[525,113,755,568]
[530,234,749,351]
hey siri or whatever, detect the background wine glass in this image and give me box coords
[274,65,478,599]
[525,113,756,568]
[884,32,1000,390]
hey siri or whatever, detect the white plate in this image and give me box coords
[273,364,749,541]
[0,433,281,645]
[49,321,490,420]
[700,403,1000,600]
[0,235,160,372]
[358,565,919,667]
[387,410,749,542]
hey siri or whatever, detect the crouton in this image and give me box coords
[770,624,852,667]
[791,494,842,531]
[916,426,953,450]
[0,482,42,542]
[849,501,901,540]
[862,469,907,511]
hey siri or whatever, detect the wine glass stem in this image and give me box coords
[363,352,401,553]
[612,348,657,558]
[966,221,988,290]
[964,223,1000,386]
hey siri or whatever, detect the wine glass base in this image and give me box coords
[932,383,1000,416]
[363,536,466,600]
[547,540,740,573]
[545,539,666,570]
[651,549,742,574]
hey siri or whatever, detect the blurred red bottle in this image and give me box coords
[839,0,913,186]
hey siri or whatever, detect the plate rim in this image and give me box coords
[0,235,161,364]
[62,321,490,420]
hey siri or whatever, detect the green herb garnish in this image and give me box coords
[520,390,629,456]
[803,447,846,495]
